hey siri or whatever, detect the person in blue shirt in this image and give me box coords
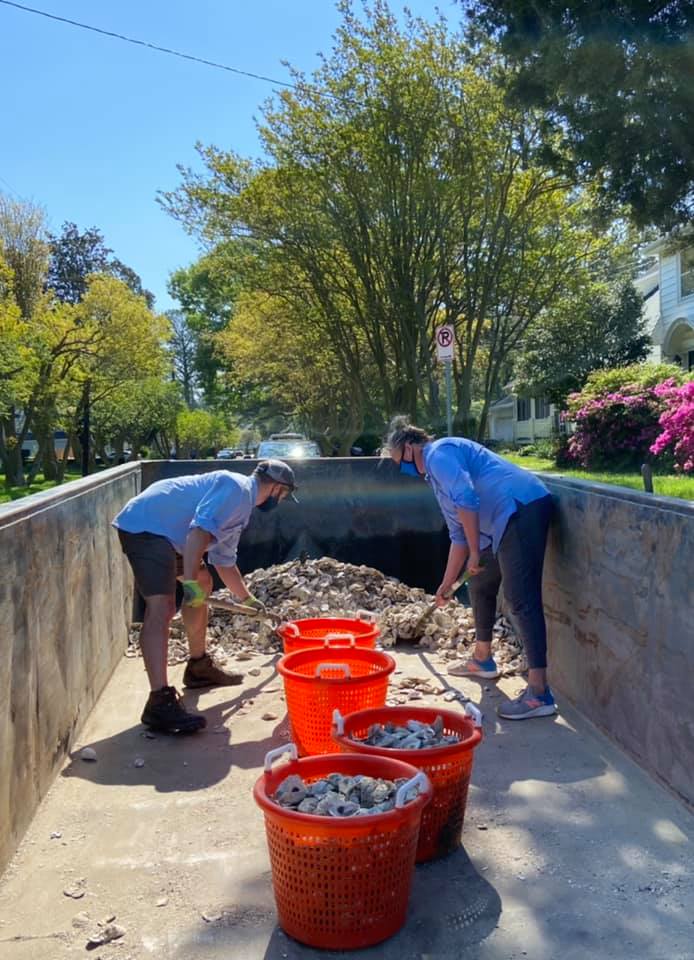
[113,460,297,733]
[385,417,557,720]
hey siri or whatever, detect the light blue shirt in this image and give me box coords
[113,471,258,567]
[422,438,549,553]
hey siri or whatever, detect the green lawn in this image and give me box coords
[502,453,694,502]
[0,466,104,505]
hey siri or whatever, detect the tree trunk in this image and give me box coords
[0,409,25,486]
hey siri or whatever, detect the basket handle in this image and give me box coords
[280,621,299,638]
[395,772,430,808]
[263,743,298,773]
[323,633,356,647]
[332,708,345,735]
[464,703,483,728]
[315,662,352,679]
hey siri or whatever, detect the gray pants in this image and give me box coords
[467,495,553,670]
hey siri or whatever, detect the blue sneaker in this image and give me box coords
[448,656,500,680]
[497,685,557,720]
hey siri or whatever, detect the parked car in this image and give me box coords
[216,448,241,459]
[257,439,321,459]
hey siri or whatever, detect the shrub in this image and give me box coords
[564,384,664,470]
[563,363,694,471]
[650,380,694,473]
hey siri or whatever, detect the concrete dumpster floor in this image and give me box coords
[1,648,693,960]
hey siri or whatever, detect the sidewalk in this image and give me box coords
[1,647,692,960]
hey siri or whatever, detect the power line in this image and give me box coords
[0,0,312,95]
[0,173,23,199]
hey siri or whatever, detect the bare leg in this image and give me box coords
[140,594,176,690]
[180,567,213,660]
[528,667,548,692]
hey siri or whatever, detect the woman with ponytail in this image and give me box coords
[384,416,556,720]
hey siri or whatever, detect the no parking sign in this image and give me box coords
[436,325,454,361]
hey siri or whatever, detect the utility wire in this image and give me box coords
[0,0,316,95]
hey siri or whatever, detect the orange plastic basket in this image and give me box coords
[253,744,431,949]
[278,616,379,654]
[332,704,483,862]
[277,648,395,756]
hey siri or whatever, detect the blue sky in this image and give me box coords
[0,0,456,311]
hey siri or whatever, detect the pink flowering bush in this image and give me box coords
[650,380,694,473]
[564,384,664,469]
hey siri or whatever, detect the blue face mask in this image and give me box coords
[399,460,421,478]
[257,495,279,512]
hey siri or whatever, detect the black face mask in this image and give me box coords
[257,495,279,513]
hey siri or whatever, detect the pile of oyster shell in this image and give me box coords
[272,772,418,816]
[353,716,460,750]
[126,556,525,675]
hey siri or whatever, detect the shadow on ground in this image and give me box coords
[173,845,501,960]
[60,657,289,791]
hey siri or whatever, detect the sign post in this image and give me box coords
[435,325,454,437]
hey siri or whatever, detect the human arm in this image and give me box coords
[183,526,213,581]
[215,563,251,602]
[456,507,482,574]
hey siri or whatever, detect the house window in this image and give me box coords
[680,248,694,298]
[516,397,531,421]
[534,396,551,419]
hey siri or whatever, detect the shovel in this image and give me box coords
[413,562,485,637]
[206,595,282,629]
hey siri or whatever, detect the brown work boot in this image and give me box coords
[183,653,244,689]
[141,686,206,734]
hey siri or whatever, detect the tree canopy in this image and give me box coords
[464,0,694,229]
[163,1,615,445]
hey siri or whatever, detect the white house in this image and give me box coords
[487,394,556,444]
[636,239,694,371]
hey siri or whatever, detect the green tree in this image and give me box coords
[219,289,373,453]
[92,378,183,462]
[167,310,199,407]
[163,2,610,443]
[47,221,154,307]
[61,275,169,476]
[168,252,238,408]
[175,408,238,458]
[514,280,652,406]
[0,196,50,484]
[464,0,694,229]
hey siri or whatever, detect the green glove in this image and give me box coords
[182,579,207,608]
[242,594,266,613]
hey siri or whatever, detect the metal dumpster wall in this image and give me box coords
[540,477,694,809]
[141,459,450,592]
[0,464,140,874]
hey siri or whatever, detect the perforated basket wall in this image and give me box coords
[277,648,395,757]
[254,752,429,949]
[333,705,483,861]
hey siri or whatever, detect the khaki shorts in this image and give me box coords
[117,530,184,598]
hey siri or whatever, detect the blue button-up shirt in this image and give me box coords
[113,471,257,567]
[422,438,549,553]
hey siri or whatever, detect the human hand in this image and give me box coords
[242,594,267,613]
[182,579,207,608]
[466,551,482,576]
[435,582,455,607]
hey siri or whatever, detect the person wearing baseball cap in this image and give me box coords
[112,459,297,734]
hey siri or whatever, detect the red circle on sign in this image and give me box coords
[437,327,453,347]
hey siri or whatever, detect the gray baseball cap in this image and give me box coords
[254,459,299,501]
